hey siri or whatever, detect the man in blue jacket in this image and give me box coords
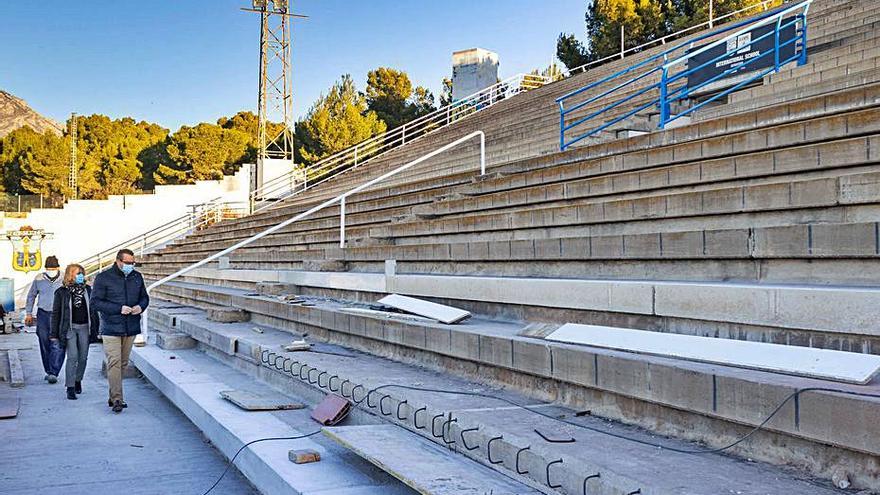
[91,248,149,413]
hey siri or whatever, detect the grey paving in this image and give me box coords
[0,333,258,495]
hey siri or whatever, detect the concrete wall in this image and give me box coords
[0,165,251,307]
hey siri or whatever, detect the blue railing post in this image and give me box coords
[774,17,782,71]
[558,102,566,150]
[798,14,808,66]
[659,68,669,129]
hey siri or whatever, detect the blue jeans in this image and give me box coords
[36,309,65,376]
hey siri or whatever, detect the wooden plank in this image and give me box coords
[8,349,24,388]
[219,390,304,411]
[378,294,471,324]
[323,425,540,495]
[0,398,20,419]
[546,323,880,384]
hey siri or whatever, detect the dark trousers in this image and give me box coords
[36,309,65,376]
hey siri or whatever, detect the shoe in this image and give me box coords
[66,388,77,400]
[47,375,57,384]
[74,382,82,394]
[112,400,124,413]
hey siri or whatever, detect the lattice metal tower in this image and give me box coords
[247,0,303,163]
[68,112,78,199]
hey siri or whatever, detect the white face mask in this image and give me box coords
[46,270,59,279]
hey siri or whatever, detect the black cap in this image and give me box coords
[44,256,60,268]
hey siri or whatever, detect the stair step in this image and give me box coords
[324,425,542,495]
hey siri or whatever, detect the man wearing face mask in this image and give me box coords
[91,249,149,413]
[25,255,65,383]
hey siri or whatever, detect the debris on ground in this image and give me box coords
[288,449,321,464]
[284,340,311,352]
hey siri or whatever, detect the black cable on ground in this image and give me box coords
[201,431,322,495]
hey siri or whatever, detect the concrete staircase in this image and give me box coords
[131,1,880,493]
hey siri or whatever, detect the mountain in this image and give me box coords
[0,90,63,138]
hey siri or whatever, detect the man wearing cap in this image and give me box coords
[25,255,65,383]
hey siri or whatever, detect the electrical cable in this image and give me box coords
[201,431,322,495]
[353,384,880,455]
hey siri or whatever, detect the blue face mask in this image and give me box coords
[75,273,85,284]
[121,263,135,275]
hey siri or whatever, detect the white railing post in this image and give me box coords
[339,196,346,248]
[354,145,358,167]
[709,0,714,29]
[479,131,486,176]
[620,24,625,59]
[140,235,146,256]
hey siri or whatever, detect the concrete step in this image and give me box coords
[136,220,880,287]
[131,336,415,495]
[149,269,880,349]
[157,107,880,257]
[324,425,543,495]
[144,301,874,492]
[167,84,880,254]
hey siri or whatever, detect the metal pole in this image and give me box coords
[709,0,714,29]
[620,24,625,59]
[17,195,20,212]
[339,196,346,248]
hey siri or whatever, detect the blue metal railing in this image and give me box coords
[556,0,812,150]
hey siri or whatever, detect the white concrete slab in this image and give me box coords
[378,294,471,324]
[324,425,541,495]
[546,323,880,384]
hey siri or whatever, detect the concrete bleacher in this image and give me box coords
[132,1,880,493]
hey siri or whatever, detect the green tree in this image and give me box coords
[669,0,780,31]
[73,114,169,197]
[18,130,71,198]
[584,0,669,61]
[158,123,251,184]
[365,67,436,130]
[439,77,453,107]
[296,75,387,164]
[0,127,70,198]
[556,33,591,70]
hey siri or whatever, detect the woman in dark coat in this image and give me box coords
[50,264,99,400]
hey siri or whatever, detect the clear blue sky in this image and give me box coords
[0,0,585,131]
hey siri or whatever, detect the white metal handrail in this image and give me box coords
[140,130,485,341]
[249,74,545,213]
[79,197,248,276]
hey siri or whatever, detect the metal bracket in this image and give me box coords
[339,379,351,397]
[516,446,531,474]
[583,473,600,494]
[307,368,319,385]
[487,436,504,464]
[546,459,564,489]
[442,415,458,445]
[298,364,310,380]
[396,400,408,420]
[317,371,329,388]
[351,384,365,402]
[431,413,446,438]
[379,394,393,416]
[328,375,340,392]
[413,406,427,429]
[460,427,480,451]
[366,390,379,408]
